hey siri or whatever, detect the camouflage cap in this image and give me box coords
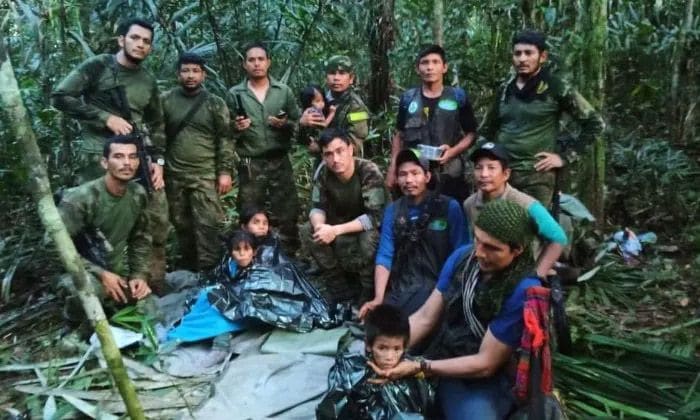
[326,55,354,73]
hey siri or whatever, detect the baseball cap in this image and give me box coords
[470,142,510,168]
[326,55,354,73]
[395,148,430,174]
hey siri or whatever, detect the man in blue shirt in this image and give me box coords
[359,149,468,318]
[369,199,541,420]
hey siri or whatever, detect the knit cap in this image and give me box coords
[474,200,534,246]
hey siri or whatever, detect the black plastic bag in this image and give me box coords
[207,261,339,332]
[317,352,435,420]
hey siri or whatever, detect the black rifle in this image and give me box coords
[109,56,155,194]
[235,94,247,118]
[72,227,113,269]
[546,137,573,355]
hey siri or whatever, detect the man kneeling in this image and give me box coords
[56,136,154,326]
[370,200,541,419]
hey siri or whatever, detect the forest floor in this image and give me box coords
[1,195,698,418]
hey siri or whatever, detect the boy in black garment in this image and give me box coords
[318,304,434,419]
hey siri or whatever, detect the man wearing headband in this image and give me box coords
[369,200,541,419]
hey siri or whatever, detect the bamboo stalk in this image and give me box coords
[0,38,145,420]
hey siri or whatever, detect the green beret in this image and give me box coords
[326,55,354,73]
[474,200,534,246]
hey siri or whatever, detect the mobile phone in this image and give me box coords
[277,110,288,118]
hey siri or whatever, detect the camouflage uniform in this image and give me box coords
[162,87,233,271]
[56,177,153,321]
[301,158,387,303]
[324,55,370,156]
[481,69,604,206]
[51,53,169,291]
[230,77,302,254]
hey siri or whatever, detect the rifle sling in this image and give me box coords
[166,91,209,141]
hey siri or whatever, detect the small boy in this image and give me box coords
[317,304,434,419]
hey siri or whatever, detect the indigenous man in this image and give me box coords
[51,17,169,292]
[481,30,604,206]
[359,149,468,318]
[57,136,153,324]
[301,128,387,304]
[387,45,478,202]
[162,52,233,271]
[230,42,302,253]
[464,142,568,278]
[369,200,542,419]
[300,55,370,156]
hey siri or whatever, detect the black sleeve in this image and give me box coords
[458,93,478,134]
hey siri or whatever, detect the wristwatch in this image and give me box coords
[156,158,165,166]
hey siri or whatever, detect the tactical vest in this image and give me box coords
[402,86,463,149]
[389,193,451,292]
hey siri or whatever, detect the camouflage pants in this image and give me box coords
[166,177,225,271]
[299,222,377,304]
[55,273,159,324]
[237,155,300,254]
[510,169,556,208]
[74,151,170,292]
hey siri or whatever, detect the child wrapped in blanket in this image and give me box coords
[166,230,256,346]
[317,304,434,419]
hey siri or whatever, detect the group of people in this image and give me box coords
[50,16,603,419]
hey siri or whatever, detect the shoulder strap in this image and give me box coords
[166,91,209,141]
[110,55,133,122]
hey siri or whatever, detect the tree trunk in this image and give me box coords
[574,0,607,223]
[670,0,695,145]
[0,40,146,420]
[432,0,444,46]
[367,0,394,114]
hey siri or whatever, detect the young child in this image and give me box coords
[299,84,337,154]
[364,304,410,371]
[166,230,257,344]
[222,230,257,279]
[317,304,434,419]
[239,205,270,240]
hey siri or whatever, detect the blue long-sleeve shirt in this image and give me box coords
[375,197,469,270]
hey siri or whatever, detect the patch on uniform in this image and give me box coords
[347,111,369,122]
[438,99,458,111]
[428,218,448,231]
[408,100,418,114]
[536,81,549,94]
[311,186,320,202]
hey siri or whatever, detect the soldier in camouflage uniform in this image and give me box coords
[481,30,605,207]
[51,18,169,293]
[56,137,154,322]
[300,55,370,157]
[300,128,388,304]
[162,53,234,271]
[230,43,302,254]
